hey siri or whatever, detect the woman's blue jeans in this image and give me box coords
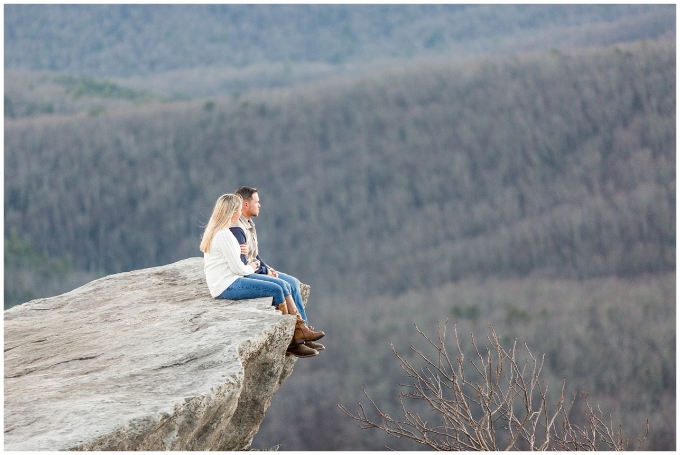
[246,272,308,323]
[218,276,287,306]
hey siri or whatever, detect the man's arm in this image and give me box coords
[228,227,248,265]
[254,255,271,275]
[257,255,277,276]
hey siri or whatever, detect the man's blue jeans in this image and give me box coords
[248,272,308,323]
[218,276,287,306]
[276,272,307,323]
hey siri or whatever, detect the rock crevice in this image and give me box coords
[4,258,302,451]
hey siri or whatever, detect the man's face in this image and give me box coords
[243,192,261,218]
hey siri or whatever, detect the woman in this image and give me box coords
[200,193,322,358]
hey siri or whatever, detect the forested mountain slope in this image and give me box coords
[5,5,673,117]
[254,272,674,450]
[5,40,675,306]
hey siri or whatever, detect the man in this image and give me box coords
[231,186,325,353]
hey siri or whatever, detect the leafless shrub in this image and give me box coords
[339,320,648,451]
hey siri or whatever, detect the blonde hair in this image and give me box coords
[200,193,243,253]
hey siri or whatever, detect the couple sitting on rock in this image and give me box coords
[200,186,325,358]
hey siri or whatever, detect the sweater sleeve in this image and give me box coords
[214,230,254,276]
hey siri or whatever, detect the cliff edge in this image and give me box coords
[4,257,305,450]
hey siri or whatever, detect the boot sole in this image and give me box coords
[286,351,319,358]
[286,350,318,358]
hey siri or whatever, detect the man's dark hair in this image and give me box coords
[235,186,258,201]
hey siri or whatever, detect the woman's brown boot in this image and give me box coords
[274,302,288,315]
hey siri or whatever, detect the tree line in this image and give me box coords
[5,4,671,77]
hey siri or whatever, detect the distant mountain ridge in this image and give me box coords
[4,4,674,77]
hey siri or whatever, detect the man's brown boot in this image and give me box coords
[286,343,318,358]
[294,314,326,339]
[304,325,325,350]
[292,318,325,344]
[304,340,325,351]
[275,302,288,315]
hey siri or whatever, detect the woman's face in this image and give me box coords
[230,206,242,223]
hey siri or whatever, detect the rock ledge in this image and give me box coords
[4,257,302,451]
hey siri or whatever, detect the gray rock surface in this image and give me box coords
[4,257,305,451]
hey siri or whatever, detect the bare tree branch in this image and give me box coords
[338,321,648,451]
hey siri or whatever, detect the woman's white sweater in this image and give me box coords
[204,228,255,297]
